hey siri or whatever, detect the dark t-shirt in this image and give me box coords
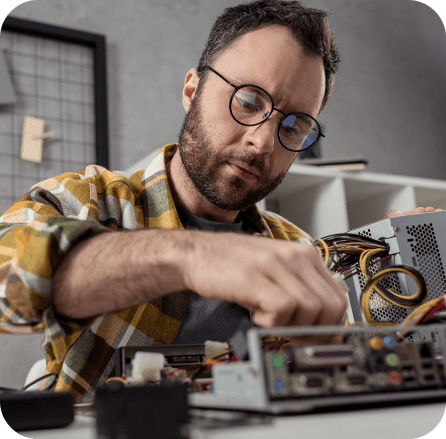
[173,205,252,344]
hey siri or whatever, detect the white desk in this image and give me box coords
[19,402,446,439]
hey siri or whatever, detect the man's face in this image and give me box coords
[178,83,287,210]
[179,25,325,212]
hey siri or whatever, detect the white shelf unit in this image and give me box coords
[266,164,446,239]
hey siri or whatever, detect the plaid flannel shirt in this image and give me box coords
[0,143,312,402]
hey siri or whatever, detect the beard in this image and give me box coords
[178,93,288,211]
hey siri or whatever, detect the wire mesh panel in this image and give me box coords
[356,229,408,324]
[347,212,446,324]
[0,17,108,215]
[406,222,446,301]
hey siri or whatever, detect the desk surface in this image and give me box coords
[18,402,446,439]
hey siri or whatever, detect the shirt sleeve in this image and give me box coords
[0,167,114,366]
[260,210,314,243]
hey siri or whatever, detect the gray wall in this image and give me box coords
[0,0,445,387]
[6,0,446,178]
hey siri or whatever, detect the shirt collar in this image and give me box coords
[142,144,272,238]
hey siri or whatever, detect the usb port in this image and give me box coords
[402,365,415,372]
[402,375,416,383]
[422,374,435,381]
[347,375,367,386]
[419,344,432,358]
[305,376,324,388]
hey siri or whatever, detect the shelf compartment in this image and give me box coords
[268,176,348,239]
[343,180,416,231]
[414,187,446,211]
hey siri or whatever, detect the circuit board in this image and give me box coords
[114,325,446,414]
[188,325,446,413]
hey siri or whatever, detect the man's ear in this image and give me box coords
[182,68,200,113]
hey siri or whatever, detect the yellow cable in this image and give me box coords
[359,248,385,279]
[402,296,445,325]
[317,238,330,267]
[361,267,426,323]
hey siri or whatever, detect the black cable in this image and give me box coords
[365,250,390,279]
[330,242,341,270]
[365,250,392,300]
[383,266,427,307]
[315,233,388,272]
[21,373,58,391]
[418,315,446,324]
[190,350,234,380]
[320,232,387,248]
[190,367,207,381]
[0,386,17,392]
[361,264,428,308]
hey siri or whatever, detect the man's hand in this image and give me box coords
[54,228,347,344]
[385,206,442,218]
[184,233,348,335]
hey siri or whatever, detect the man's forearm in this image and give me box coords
[52,229,192,319]
[53,225,349,330]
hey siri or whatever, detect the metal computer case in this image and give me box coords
[344,210,446,323]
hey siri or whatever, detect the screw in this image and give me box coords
[395,227,400,232]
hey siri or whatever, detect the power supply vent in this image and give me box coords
[357,230,407,323]
[406,223,446,301]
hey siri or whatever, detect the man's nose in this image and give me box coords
[243,118,277,155]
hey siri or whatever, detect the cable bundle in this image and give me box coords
[401,295,446,327]
[314,233,429,325]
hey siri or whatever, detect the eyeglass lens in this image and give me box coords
[230,85,320,151]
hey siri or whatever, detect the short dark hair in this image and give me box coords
[197,0,340,112]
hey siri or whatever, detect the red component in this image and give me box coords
[388,371,402,385]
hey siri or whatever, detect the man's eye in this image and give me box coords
[235,96,257,110]
[281,125,299,137]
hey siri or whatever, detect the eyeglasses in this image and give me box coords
[202,65,324,152]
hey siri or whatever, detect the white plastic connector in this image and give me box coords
[204,340,230,360]
[130,352,166,385]
[332,272,349,294]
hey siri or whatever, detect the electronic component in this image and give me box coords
[113,212,446,414]
[115,344,207,378]
[187,325,446,413]
[115,327,446,414]
[128,352,166,385]
[344,210,446,323]
[0,390,74,431]
[96,383,189,439]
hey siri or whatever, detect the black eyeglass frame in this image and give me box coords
[202,65,325,152]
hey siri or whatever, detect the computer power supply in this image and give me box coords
[344,210,446,324]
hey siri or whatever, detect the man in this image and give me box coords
[0,0,436,402]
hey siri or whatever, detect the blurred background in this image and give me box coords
[3,0,446,177]
[0,0,445,388]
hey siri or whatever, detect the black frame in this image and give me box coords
[1,16,109,168]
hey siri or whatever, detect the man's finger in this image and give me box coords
[384,209,401,218]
